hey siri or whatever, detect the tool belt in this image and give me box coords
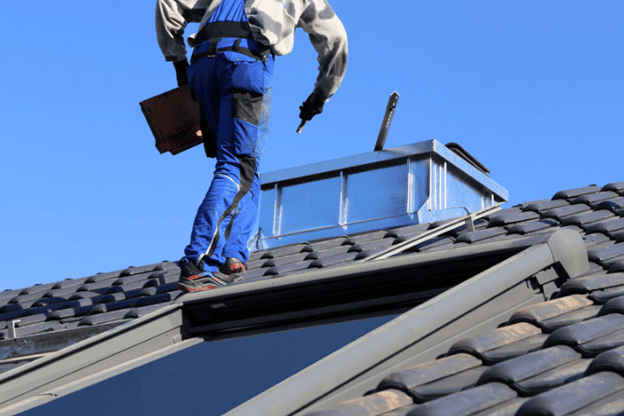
[191,21,270,64]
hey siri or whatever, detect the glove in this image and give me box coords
[299,90,326,122]
[173,59,189,87]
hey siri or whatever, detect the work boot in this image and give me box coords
[177,259,227,293]
[220,257,247,275]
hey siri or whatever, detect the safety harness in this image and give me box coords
[191,21,271,64]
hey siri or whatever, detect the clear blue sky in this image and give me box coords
[1,1,622,415]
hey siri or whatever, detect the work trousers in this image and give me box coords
[183,46,274,272]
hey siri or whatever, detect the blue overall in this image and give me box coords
[182,0,274,272]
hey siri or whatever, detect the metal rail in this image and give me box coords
[362,203,502,262]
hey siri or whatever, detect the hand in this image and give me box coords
[173,59,189,87]
[299,90,326,122]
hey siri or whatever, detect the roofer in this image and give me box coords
[155,0,348,292]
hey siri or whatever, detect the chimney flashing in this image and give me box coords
[256,140,509,250]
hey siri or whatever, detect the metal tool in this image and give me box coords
[296,120,307,134]
[374,91,399,151]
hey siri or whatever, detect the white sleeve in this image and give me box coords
[298,0,348,100]
[156,0,207,62]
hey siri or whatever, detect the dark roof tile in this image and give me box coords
[378,353,482,395]
[586,344,624,377]
[538,306,602,333]
[259,242,310,259]
[385,223,432,239]
[487,211,540,228]
[415,237,455,252]
[594,198,624,214]
[455,228,507,244]
[405,383,516,416]
[598,296,624,317]
[585,217,624,238]
[541,204,591,221]
[263,260,317,277]
[564,389,624,415]
[513,358,590,397]
[258,252,314,268]
[588,244,624,266]
[589,287,624,305]
[448,323,542,363]
[559,273,624,297]
[580,327,624,356]
[305,390,413,416]
[51,278,89,290]
[308,252,360,269]
[477,345,580,387]
[583,233,612,250]
[344,230,391,245]
[506,220,557,235]
[409,366,488,402]
[480,334,549,364]
[572,191,620,206]
[603,182,624,194]
[522,199,569,213]
[552,185,602,200]
[562,210,615,230]
[543,314,624,356]
[125,304,171,319]
[507,295,593,330]
[79,312,130,327]
[517,372,624,416]
[466,397,528,416]
[249,249,270,262]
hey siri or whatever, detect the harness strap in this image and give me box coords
[191,37,270,64]
[195,21,253,44]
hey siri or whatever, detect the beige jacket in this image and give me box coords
[156,0,347,98]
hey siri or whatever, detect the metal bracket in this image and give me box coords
[8,320,20,339]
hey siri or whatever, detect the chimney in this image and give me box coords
[254,140,508,249]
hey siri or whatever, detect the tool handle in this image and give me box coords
[296,120,307,134]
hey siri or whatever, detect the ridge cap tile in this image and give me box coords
[517,371,624,416]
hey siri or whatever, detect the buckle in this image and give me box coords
[206,38,220,58]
